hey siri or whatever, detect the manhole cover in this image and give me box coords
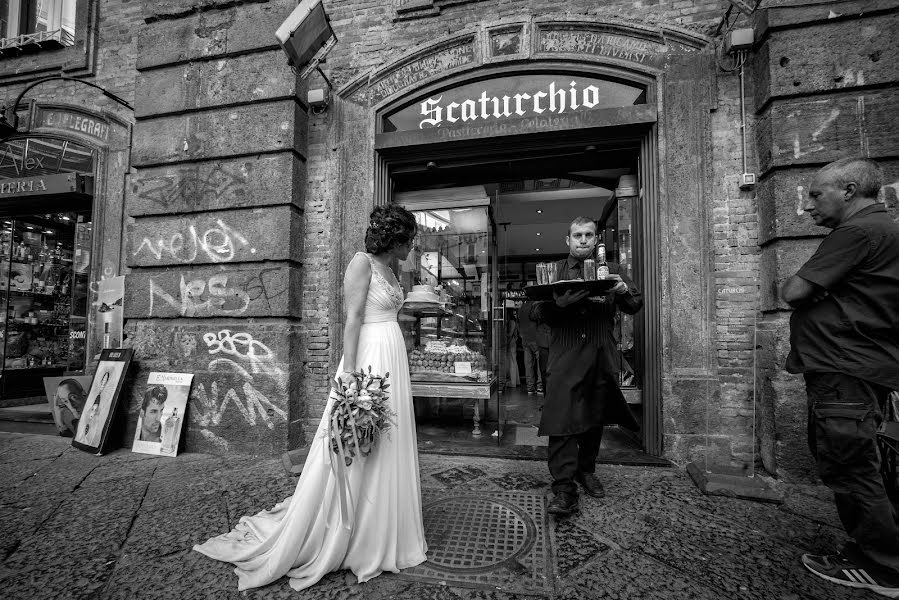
[392,491,552,596]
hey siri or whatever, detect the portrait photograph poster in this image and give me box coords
[132,372,193,457]
[72,348,134,455]
[43,375,93,438]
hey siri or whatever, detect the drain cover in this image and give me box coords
[393,491,552,595]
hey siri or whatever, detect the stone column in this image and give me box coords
[123,0,308,455]
[753,1,899,480]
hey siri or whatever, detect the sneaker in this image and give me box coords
[575,472,606,498]
[801,553,899,598]
[546,492,579,517]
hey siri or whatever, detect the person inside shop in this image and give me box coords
[518,299,543,395]
[139,385,168,443]
[505,309,521,390]
[529,216,642,517]
[53,378,86,437]
[781,156,899,597]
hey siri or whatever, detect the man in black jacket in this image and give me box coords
[530,216,642,516]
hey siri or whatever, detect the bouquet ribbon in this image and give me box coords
[326,386,362,532]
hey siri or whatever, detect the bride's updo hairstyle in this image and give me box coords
[365,205,417,255]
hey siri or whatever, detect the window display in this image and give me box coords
[0,211,90,398]
[397,203,495,388]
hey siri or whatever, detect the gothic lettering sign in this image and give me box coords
[384,73,646,132]
[36,108,111,142]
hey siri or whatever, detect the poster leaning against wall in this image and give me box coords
[132,372,193,457]
[71,348,134,455]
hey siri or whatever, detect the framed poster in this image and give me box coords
[96,276,124,350]
[43,375,92,437]
[71,348,134,455]
[132,372,193,457]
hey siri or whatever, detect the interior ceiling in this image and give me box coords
[392,146,637,258]
[494,179,618,257]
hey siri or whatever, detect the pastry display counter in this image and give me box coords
[396,195,501,438]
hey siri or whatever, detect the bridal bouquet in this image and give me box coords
[328,367,394,467]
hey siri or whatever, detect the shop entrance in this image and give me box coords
[390,139,652,460]
[0,136,95,405]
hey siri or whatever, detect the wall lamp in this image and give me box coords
[0,75,134,139]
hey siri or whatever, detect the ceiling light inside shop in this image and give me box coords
[43,230,54,235]
[536,210,543,214]
[536,232,541,236]
[535,248,540,251]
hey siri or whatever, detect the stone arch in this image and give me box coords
[325,17,718,457]
[21,102,133,360]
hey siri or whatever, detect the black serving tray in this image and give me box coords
[523,278,618,301]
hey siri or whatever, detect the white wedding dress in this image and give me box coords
[194,252,427,591]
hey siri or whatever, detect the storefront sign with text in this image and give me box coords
[0,174,78,197]
[37,109,110,142]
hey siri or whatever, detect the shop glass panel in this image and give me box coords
[0,219,12,376]
[398,206,493,385]
[0,137,95,178]
[0,212,84,399]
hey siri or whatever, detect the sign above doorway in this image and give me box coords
[385,74,646,132]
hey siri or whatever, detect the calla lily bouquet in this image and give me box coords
[328,367,394,467]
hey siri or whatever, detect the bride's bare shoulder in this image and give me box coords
[345,252,372,278]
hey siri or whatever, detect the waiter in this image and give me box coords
[530,216,642,516]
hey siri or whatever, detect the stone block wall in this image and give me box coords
[123,0,308,455]
[752,0,899,481]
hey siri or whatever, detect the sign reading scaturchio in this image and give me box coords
[385,74,646,132]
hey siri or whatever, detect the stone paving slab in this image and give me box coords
[0,432,884,600]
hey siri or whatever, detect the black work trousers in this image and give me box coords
[805,372,899,575]
[548,426,603,496]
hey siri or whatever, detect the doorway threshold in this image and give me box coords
[416,422,670,466]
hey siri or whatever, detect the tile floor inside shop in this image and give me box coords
[414,385,664,465]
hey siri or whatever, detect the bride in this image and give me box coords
[194,205,427,590]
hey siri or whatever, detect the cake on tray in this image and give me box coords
[404,284,440,304]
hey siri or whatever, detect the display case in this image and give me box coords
[0,212,91,399]
[396,192,500,435]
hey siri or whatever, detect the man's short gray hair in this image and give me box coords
[818,157,884,199]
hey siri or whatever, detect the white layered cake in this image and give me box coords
[404,284,440,303]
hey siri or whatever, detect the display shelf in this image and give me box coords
[400,305,454,318]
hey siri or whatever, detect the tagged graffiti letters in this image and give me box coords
[134,219,254,264]
[149,274,250,317]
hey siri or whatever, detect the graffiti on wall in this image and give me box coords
[133,219,254,264]
[144,266,287,318]
[128,327,292,453]
[149,274,251,317]
[135,164,248,210]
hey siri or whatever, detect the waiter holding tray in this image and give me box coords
[528,216,643,516]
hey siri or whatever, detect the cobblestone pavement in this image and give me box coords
[0,432,879,600]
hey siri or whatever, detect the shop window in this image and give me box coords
[0,0,75,54]
[383,73,646,132]
[0,136,95,179]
